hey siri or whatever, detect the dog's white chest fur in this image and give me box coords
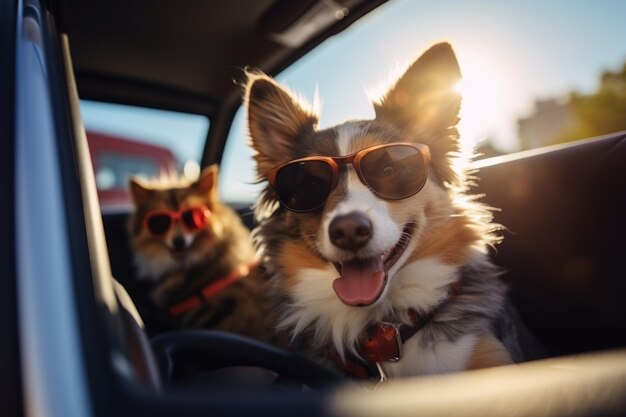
[383,333,478,377]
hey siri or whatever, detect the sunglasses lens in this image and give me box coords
[181,208,207,231]
[275,160,334,212]
[360,145,427,199]
[146,214,172,235]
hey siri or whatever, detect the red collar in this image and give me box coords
[167,261,258,317]
[330,277,462,379]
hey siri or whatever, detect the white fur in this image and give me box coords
[383,333,478,377]
[318,185,400,262]
[334,124,361,155]
[134,252,177,281]
[132,231,205,281]
[280,257,461,367]
[388,258,460,313]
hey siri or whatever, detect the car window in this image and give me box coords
[80,100,209,212]
[219,0,626,205]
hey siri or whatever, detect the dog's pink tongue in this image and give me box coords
[333,256,385,306]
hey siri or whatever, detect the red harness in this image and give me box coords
[330,278,462,379]
[167,261,257,317]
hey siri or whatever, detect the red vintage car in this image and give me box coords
[86,131,177,212]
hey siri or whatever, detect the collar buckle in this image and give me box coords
[360,322,402,363]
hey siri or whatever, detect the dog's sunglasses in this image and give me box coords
[267,142,431,213]
[143,205,211,236]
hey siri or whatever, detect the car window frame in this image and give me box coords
[0,0,23,416]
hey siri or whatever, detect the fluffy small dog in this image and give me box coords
[245,43,530,380]
[127,165,281,345]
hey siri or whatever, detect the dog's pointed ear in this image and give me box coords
[128,176,153,206]
[194,164,219,199]
[375,43,463,185]
[245,72,318,178]
[375,42,462,132]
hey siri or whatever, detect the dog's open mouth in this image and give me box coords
[332,223,415,306]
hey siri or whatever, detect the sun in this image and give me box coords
[453,57,504,160]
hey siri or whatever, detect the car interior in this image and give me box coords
[4,0,625,416]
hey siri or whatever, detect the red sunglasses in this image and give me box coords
[143,205,211,236]
[267,142,431,213]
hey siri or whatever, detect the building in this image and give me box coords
[518,98,573,150]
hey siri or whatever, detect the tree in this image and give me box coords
[554,62,626,143]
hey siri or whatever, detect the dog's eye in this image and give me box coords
[363,149,400,178]
[372,163,399,178]
[381,165,398,177]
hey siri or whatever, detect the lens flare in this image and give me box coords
[453,56,504,171]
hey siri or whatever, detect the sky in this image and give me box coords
[219,0,626,202]
[275,0,626,151]
[80,100,209,164]
[80,0,626,203]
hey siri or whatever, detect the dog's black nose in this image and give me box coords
[172,235,187,252]
[329,211,373,251]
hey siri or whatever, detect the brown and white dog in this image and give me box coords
[245,43,527,380]
[127,166,283,346]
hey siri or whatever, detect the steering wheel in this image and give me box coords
[151,330,346,389]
